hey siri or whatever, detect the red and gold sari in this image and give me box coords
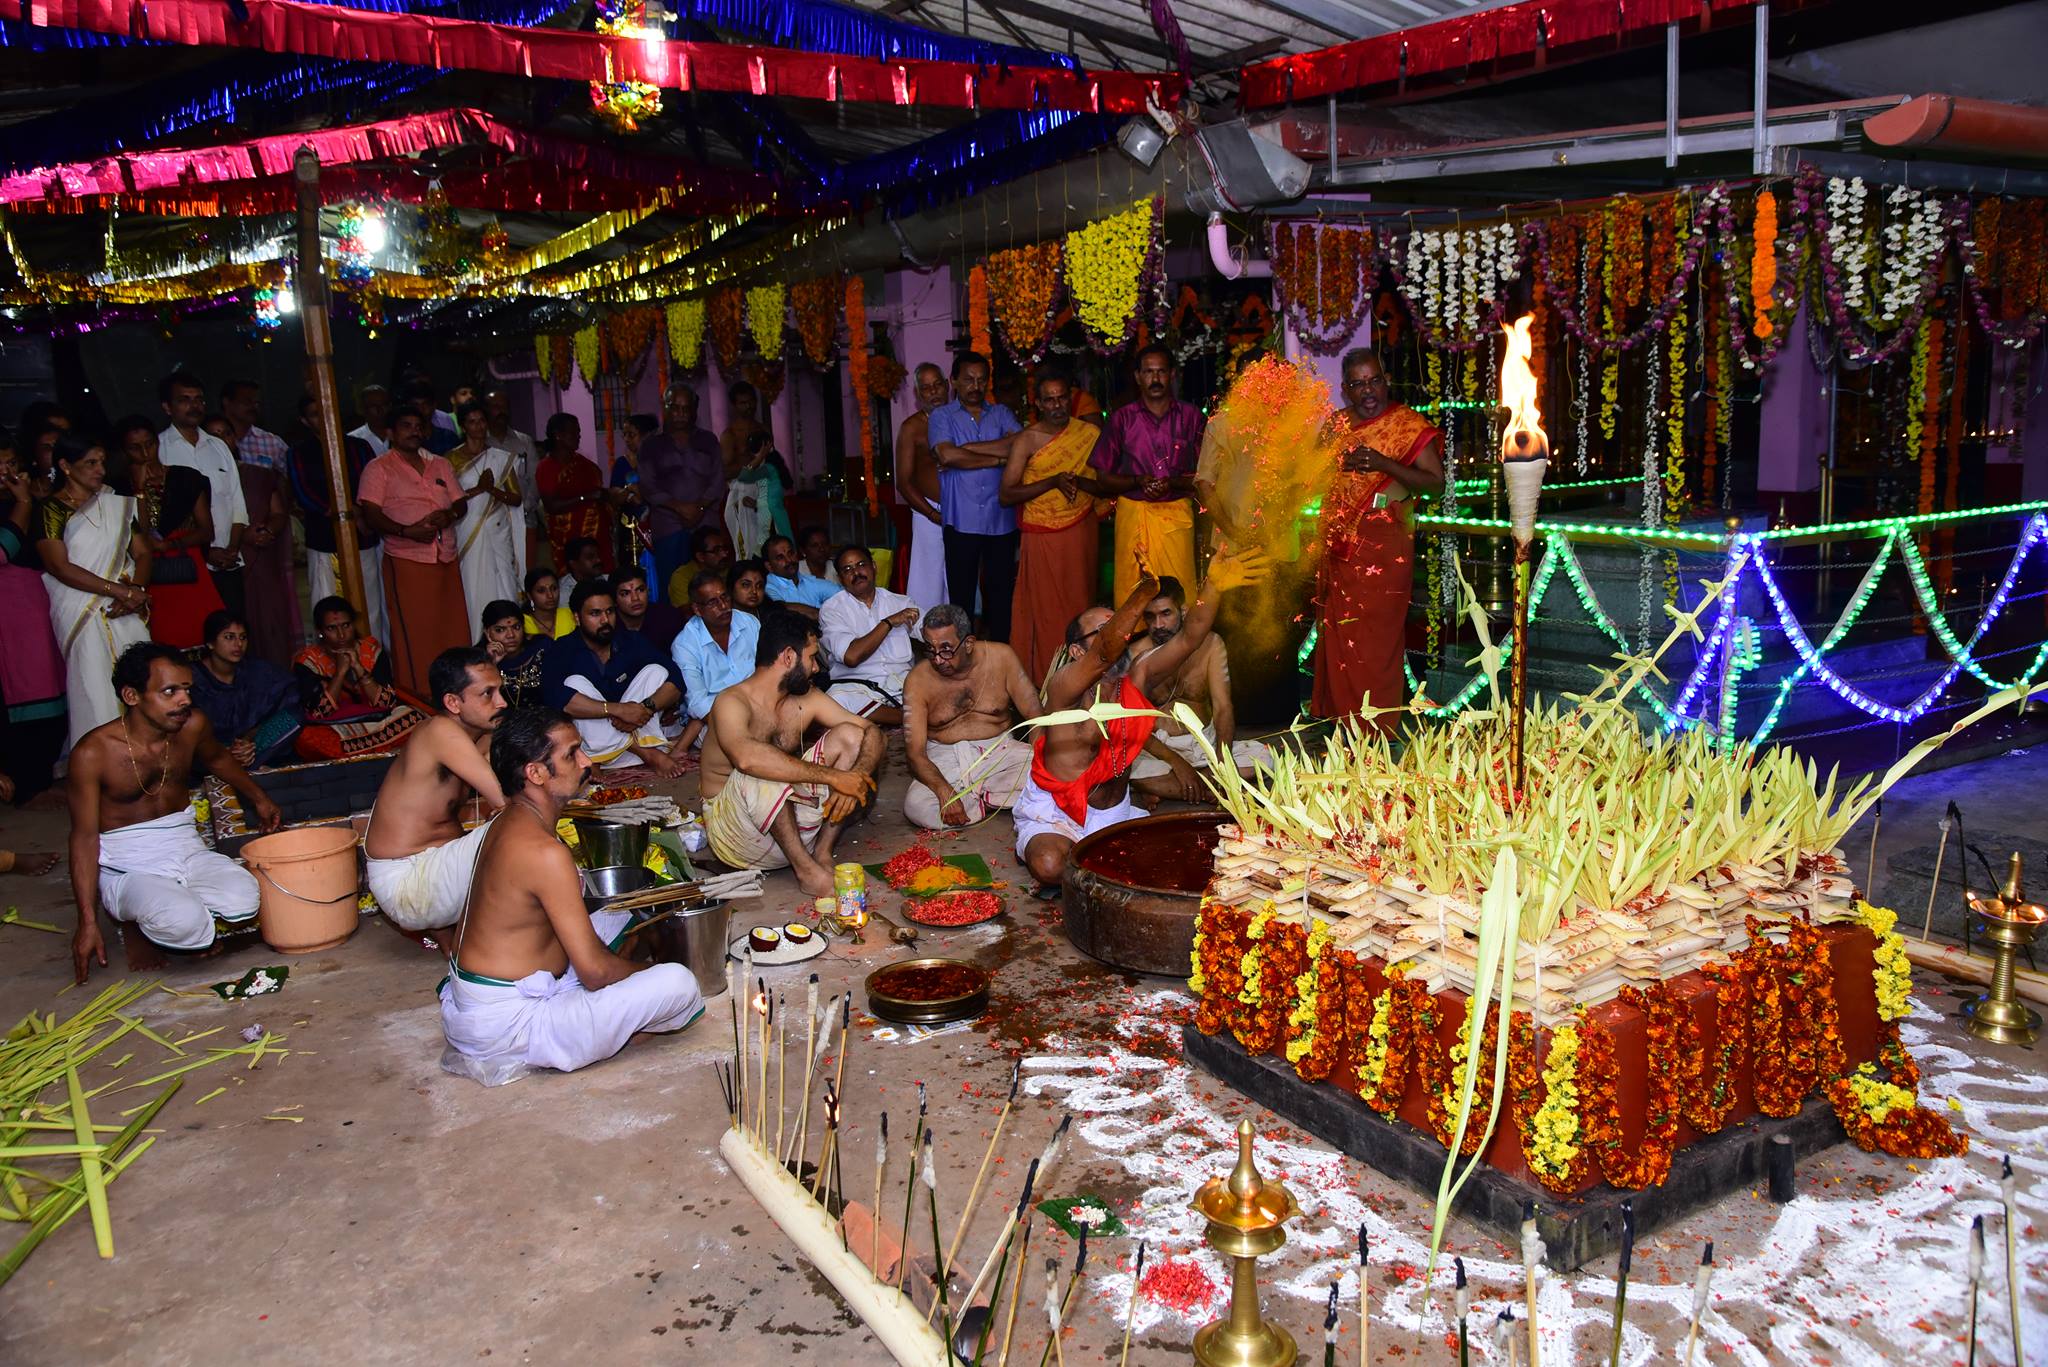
[1311,404,1439,729]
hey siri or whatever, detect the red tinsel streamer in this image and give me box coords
[1,0,1181,114]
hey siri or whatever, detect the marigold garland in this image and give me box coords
[1679,966,1747,1135]
[667,298,706,371]
[573,324,602,385]
[1663,198,1690,525]
[1065,198,1158,346]
[707,286,745,369]
[1751,190,1780,338]
[986,240,1063,364]
[1283,921,1332,1070]
[1510,1016,1589,1192]
[603,307,658,374]
[1917,319,1944,518]
[790,276,840,366]
[1860,901,1913,1021]
[745,283,786,362]
[967,263,992,361]
[549,335,574,388]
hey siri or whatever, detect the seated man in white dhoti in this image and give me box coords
[1124,576,1273,806]
[539,578,688,777]
[363,646,509,937]
[65,643,283,983]
[439,707,702,1084]
[901,603,1039,829]
[817,543,919,726]
[701,610,885,897]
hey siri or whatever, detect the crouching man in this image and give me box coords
[439,707,703,1082]
[68,643,283,983]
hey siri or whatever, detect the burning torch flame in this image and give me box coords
[1499,313,1547,462]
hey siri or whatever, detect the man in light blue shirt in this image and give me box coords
[671,570,761,737]
[763,534,841,617]
[928,351,1022,642]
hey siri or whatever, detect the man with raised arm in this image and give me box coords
[701,611,884,896]
[362,646,509,937]
[439,707,703,1082]
[901,604,1040,830]
[1126,576,1272,805]
[1013,548,1266,891]
[68,643,282,983]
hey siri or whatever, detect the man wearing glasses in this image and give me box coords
[1312,348,1444,729]
[817,544,919,726]
[900,604,1041,829]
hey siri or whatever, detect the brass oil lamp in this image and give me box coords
[1190,1119,1301,1367]
[1962,852,2043,1045]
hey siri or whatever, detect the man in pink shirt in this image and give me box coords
[358,410,482,698]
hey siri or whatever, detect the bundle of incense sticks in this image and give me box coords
[599,868,763,912]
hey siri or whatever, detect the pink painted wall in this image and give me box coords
[1757,301,1826,494]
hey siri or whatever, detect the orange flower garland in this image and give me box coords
[1751,190,1779,338]
[986,240,1063,363]
[844,277,878,513]
[1678,966,1746,1135]
[707,286,745,369]
[1579,986,1681,1190]
[1192,904,1251,1037]
[968,264,992,360]
[791,275,841,366]
[1507,1015,1597,1194]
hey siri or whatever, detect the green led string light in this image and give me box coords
[1897,522,2048,691]
[1448,475,1637,497]
[1749,535,1898,746]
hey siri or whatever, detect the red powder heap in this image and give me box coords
[881,844,944,887]
[1139,1257,1221,1317]
[905,890,1003,927]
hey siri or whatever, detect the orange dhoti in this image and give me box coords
[1010,420,1102,682]
[381,555,470,699]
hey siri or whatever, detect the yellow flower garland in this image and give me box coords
[573,324,602,385]
[1237,906,1275,1007]
[1840,1064,1919,1123]
[1859,900,1913,1022]
[746,284,787,362]
[1284,921,1331,1065]
[1356,963,1403,1095]
[668,299,705,371]
[1525,1024,1583,1183]
[535,336,553,387]
[1064,199,1156,343]
[1188,903,1208,996]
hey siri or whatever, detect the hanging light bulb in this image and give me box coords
[276,286,298,316]
[359,212,388,255]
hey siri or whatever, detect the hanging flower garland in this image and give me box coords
[707,287,746,369]
[845,276,879,513]
[1801,169,1957,366]
[1908,321,1934,513]
[1269,222,1376,354]
[534,334,554,387]
[667,298,706,371]
[573,324,602,386]
[1879,186,1947,324]
[967,263,992,360]
[549,335,574,387]
[603,307,658,375]
[1063,197,1163,350]
[1392,221,1521,351]
[742,358,786,405]
[790,275,840,366]
[1663,198,1690,525]
[1960,198,2048,348]
[866,355,908,399]
[745,283,787,362]
[1825,176,1873,317]
[986,240,1063,365]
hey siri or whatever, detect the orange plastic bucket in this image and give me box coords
[241,824,361,954]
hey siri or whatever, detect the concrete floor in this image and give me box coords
[1,737,2045,1366]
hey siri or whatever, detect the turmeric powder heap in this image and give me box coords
[902,863,972,895]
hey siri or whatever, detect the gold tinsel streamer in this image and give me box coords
[668,299,706,370]
[470,194,672,284]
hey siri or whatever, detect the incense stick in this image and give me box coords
[2001,1157,2023,1367]
[1358,1225,1369,1367]
[1682,1240,1714,1367]
[1039,1257,1065,1367]
[897,1082,929,1295]
[1037,1230,1087,1367]
[1454,1257,1470,1367]
[1119,1241,1148,1367]
[782,977,817,1162]
[1321,1278,1338,1367]
[1606,1201,1634,1367]
[774,990,788,1159]
[792,991,837,1171]
[941,1062,1020,1291]
[1493,1309,1518,1367]
[960,1117,1069,1313]
[1520,1201,1542,1367]
[972,1163,1040,1367]
[1967,1214,1985,1367]
[922,1134,952,1341]
[728,962,744,1132]
[755,978,770,1137]
[871,1112,889,1274]
[995,1213,1035,1367]
[1922,805,1957,941]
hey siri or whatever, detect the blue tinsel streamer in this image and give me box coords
[813,109,1120,218]
[681,0,1072,72]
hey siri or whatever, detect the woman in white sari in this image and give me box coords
[448,401,523,630]
[36,435,154,746]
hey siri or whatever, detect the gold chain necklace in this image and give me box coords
[122,717,171,798]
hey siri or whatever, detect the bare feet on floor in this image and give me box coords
[4,851,60,876]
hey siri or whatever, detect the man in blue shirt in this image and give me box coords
[928,350,1023,642]
[540,578,687,776]
[670,569,760,752]
[762,534,840,618]
[635,384,727,594]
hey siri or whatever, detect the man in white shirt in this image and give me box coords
[483,386,539,583]
[347,383,392,457]
[818,543,918,726]
[158,370,249,613]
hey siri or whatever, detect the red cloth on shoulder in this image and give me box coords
[1028,675,1157,824]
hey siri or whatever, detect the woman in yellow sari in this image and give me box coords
[999,371,1102,682]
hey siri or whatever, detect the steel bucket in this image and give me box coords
[580,864,654,914]
[620,900,731,994]
[571,819,650,871]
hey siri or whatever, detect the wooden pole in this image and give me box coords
[292,147,368,627]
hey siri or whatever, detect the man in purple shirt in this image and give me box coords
[635,384,728,595]
[1088,343,1206,603]
[929,351,1024,643]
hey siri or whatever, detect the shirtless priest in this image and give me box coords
[1014,548,1266,891]
[68,643,283,984]
[363,647,508,936]
[901,603,1040,828]
[701,610,884,896]
[1127,576,1273,805]
[439,707,702,1081]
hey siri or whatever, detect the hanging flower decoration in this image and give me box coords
[333,202,374,289]
[866,355,907,399]
[1064,198,1162,350]
[548,335,574,386]
[588,0,664,132]
[742,358,786,405]
[1392,221,1520,350]
[1267,222,1375,355]
[845,276,878,513]
[667,299,706,371]
[535,335,554,387]
[745,283,787,362]
[967,264,992,360]
[986,240,1063,364]
[603,307,659,375]
[790,275,841,366]
[573,324,602,386]
[707,287,745,369]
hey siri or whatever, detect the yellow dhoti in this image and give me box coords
[1111,497,1195,604]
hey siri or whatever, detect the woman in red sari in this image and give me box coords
[1312,348,1444,730]
[535,413,612,574]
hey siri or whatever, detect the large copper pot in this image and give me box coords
[1060,809,1229,976]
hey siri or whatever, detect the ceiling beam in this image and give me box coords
[1239,0,1387,41]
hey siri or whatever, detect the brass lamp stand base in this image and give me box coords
[1192,1316,1297,1367]
[1961,993,2041,1046]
